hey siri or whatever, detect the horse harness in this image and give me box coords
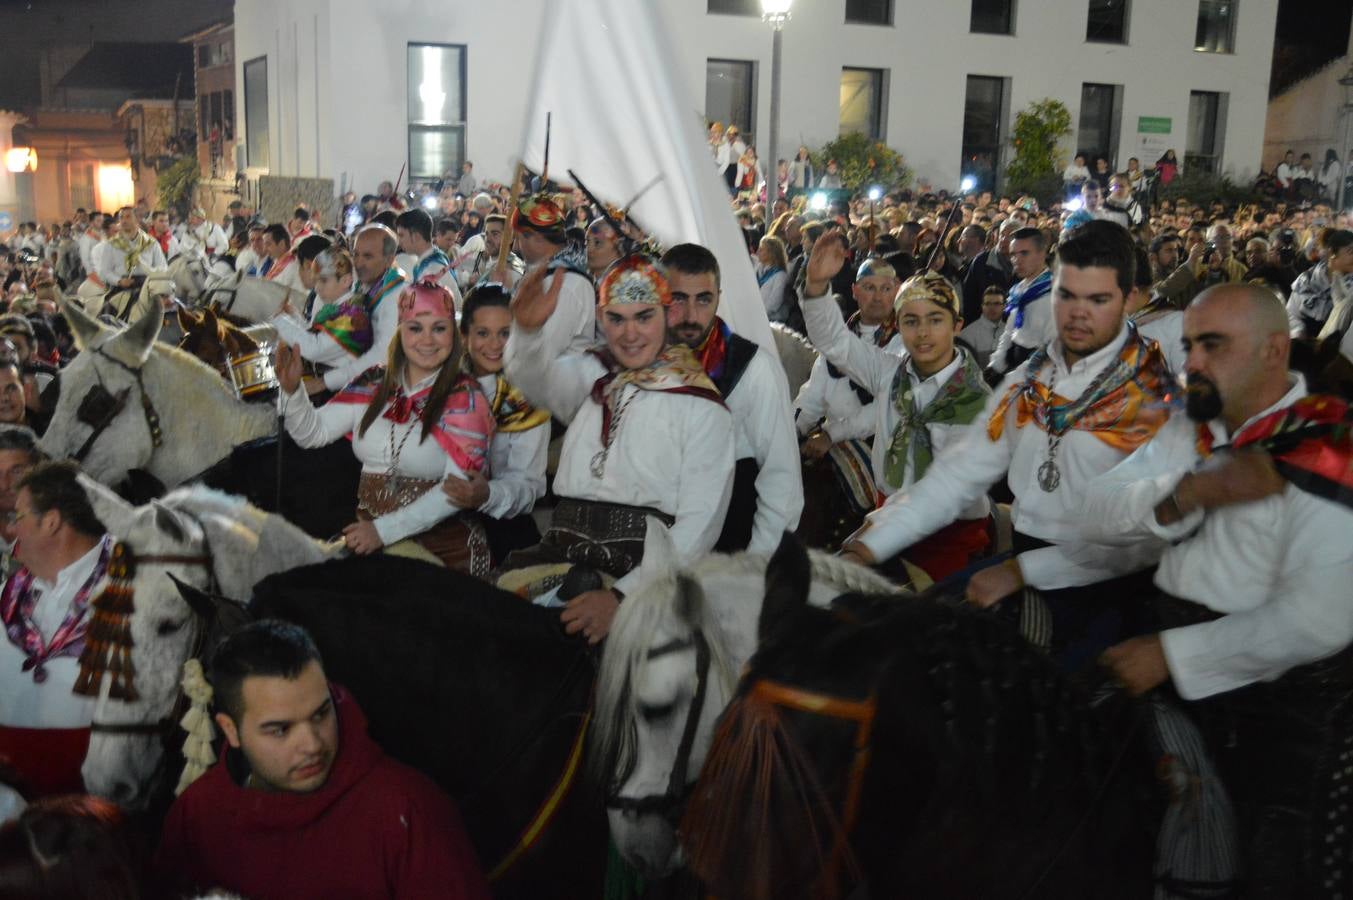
[605,629,713,824]
[73,345,165,465]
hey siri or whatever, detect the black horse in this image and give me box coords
[682,535,1168,900]
[242,555,607,899]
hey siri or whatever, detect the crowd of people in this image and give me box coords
[0,143,1349,897]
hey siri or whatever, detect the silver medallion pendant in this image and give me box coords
[590,449,607,479]
[1037,458,1061,492]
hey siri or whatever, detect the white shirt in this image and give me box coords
[794,321,904,443]
[271,291,359,368]
[990,272,1057,374]
[720,341,805,553]
[1079,375,1353,699]
[95,231,168,284]
[180,221,229,258]
[282,373,472,546]
[758,268,788,322]
[802,290,991,514]
[1135,309,1186,373]
[959,316,1002,368]
[236,247,265,277]
[77,229,102,274]
[1276,162,1295,188]
[506,325,735,593]
[855,323,1165,589]
[322,268,411,392]
[0,539,106,728]
[477,373,549,520]
[502,265,597,365]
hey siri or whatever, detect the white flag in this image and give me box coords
[516,0,775,354]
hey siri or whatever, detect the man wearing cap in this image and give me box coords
[315,224,410,395]
[661,242,802,554]
[801,248,993,579]
[394,208,462,303]
[502,256,735,644]
[179,208,229,260]
[504,194,597,360]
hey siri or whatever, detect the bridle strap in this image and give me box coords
[72,387,130,463]
[82,346,164,461]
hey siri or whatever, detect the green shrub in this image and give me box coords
[1005,98,1073,205]
[813,132,912,192]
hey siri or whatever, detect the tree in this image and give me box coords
[813,133,912,192]
[157,155,200,219]
[1004,98,1073,204]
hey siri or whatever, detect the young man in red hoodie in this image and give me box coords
[154,620,489,900]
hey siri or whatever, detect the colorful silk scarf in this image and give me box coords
[986,323,1172,453]
[311,267,405,356]
[1,536,112,683]
[588,343,724,448]
[1197,394,1353,511]
[695,318,733,381]
[882,349,989,489]
[332,368,493,475]
[492,374,551,433]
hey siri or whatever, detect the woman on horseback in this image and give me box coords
[442,283,550,566]
[275,279,495,576]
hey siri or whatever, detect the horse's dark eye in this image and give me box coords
[640,702,676,722]
[156,618,185,636]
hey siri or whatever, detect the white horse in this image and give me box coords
[73,477,335,807]
[592,524,902,878]
[41,300,277,490]
[770,322,818,400]
[199,270,303,323]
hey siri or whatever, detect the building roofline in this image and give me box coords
[179,20,232,44]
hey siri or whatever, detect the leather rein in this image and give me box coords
[72,346,164,465]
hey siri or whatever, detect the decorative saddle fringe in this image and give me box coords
[73,542,138,702]
[175,658,216,796]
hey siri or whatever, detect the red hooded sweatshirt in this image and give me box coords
[154,685,490,900]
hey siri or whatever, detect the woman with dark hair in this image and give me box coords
[0,795,143,899]
[1155,149,1179,186]
[443,284,550,564]
[275,280,495,575]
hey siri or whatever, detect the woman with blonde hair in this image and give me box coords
[756,234,790,323]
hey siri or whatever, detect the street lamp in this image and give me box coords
[761,0,791,203]
[1337,65,1353,214]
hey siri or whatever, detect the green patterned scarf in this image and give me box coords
[882,349,990,490]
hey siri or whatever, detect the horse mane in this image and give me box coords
[686,547,902,598]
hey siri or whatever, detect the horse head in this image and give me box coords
[594,529,902,879]
[168,252,209,302]
[78,483,337,810]
[41,300,163,487]
[176,306,259,377]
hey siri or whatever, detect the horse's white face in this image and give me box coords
[169,254,209,301]
[42,302,163,486]
[78,502,214,808]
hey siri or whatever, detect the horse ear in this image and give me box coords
[674,573,705,627]
[633,516,678,585]
[116,302,163,363]
[77,473,136,538]
[149,500,189,545]
[61,298,105,349]
[175,305,199,334]
[201,306,220,336]
[758,532,811,641]
[167,573,252,638]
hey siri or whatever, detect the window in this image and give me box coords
[707,0,760,15]
[407,43,466,181]
[840,67,886,140]
[1194,0,1235,53]
[1186,90,1227,174]
[961,75,1007,192]
[1076,83,1122,168]
[69,163,95,211]
[971,0,1015,34]
[1086,0,1129,42]
[846,0,893,25]
[242,56,268,169]
[706,59,756,137]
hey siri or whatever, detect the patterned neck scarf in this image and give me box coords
[1196,394,1353,511]
[987,323,1172,453]
[695,318,732,380]
[491,374,551,433]
[1004,270,1052,329]
[883,349,989,489]
[588,343,723,448]
[112,231,155,274]
[1,536,112,683]
[310,267,404,356]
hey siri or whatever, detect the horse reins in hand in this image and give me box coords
[605,629,712,823]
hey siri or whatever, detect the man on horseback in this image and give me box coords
[840,221,1174,665]
[94,207,167,323]
[179,207,228,261]
[801,243,994,579]
[502,255,735,643]
[1087,283,1353,896]
[0,462,109,798]
[662,242,802,553]
[155,620,490,900]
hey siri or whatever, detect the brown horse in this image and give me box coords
[175,306,277,401]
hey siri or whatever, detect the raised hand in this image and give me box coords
[275,340,304,394]
[509,266,566,331]
[805,231,849,298]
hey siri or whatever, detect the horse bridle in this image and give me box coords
[605,629,712,823]
[72,346,164,464]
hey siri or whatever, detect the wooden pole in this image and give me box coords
[496,161,527,274]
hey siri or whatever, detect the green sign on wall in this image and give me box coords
[1137,116,1172,134]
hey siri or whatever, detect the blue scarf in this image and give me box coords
[756,266,784,288]
[412,247,452,281]
[1004,270,1052,329]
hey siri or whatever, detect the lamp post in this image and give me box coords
[1338,65,1353,214]
[761,0,791,203]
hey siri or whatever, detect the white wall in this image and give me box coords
[233,0,1278,197]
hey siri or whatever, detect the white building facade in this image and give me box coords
[233,0,1278,197]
